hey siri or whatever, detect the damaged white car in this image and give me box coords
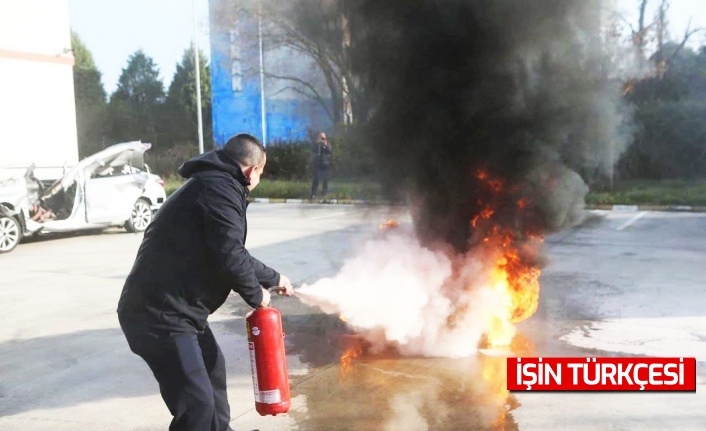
[0,141,166,253]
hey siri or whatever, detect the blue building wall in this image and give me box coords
[210,47,262,146]
[208,0,332,146]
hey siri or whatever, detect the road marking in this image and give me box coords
[309,208,365,220]
[616,211,648,231]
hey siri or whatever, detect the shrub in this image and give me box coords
[330,123,377,179]
[264,125,379,181]
[145,142,200,177]
[263,140,312,180]
[619,101,706,180]
[144,123,381,182]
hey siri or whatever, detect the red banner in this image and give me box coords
[506,357,696,391]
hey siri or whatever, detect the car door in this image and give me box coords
[84,164,148,225]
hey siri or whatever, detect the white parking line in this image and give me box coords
[310,209,364,220]
[616,211,648,231]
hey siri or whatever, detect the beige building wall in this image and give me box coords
[0,0,79,173]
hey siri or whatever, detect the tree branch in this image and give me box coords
[263,72,335,122]
[666,21,704,65]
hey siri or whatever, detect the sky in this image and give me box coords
[69,0,210,95]
[69,0,706,95]
[614,0,706,41]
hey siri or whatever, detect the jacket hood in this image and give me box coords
[178,150,250,188]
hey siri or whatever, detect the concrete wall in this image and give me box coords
[0,0,79,171]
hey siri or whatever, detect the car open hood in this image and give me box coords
[42,141,152,200]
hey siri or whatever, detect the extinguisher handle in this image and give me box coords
[268,286,287,293]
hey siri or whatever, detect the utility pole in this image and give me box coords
[193,0,205,154]
[258,0,267,146]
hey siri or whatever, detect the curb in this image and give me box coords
[585,204,706,213]
[248,197,397,205]
[249,198,706,213]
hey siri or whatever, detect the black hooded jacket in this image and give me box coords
[117,150,280,332]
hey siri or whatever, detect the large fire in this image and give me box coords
[474,170,542,428]
[334,170,542,365]
[473,170,543,348]
[331,171,542,427]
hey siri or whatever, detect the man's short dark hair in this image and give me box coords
[223,133,266,167]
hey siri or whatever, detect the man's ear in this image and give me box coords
[242,165,255,179]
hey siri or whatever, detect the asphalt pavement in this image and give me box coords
[0,205,703,430]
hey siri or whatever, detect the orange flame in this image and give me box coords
[472,170,542,348]
[339,345,362,380]
[488,180,504,193]
[486,244,541,348]
[471,206,495,228]
[481,336,533,428]
[481,356,510,429]
[378,219,400,230]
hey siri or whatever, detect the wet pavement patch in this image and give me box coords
[283,312,521,431]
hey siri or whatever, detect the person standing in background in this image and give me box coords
[311,131,332,199]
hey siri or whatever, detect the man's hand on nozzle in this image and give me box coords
[277,274,294,296]
[259,287,271,308]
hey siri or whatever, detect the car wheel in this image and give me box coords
[125,199,152,233]
[0,215,21,253]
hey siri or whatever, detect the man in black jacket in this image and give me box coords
[118,133,293,431]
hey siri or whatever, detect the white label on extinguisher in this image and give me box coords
[259,389,282,404]
[248,342,260,401]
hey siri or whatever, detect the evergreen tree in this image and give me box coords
[71,31,107,157]
[108,50,165,145]
[164,45,213,149]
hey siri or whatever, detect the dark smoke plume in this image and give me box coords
[354,0,632,251]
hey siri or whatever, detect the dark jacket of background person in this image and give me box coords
[313,141,332,169]
[117,150,280,333]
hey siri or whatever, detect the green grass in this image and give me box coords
[586,180,706,206]
[163,176,382,200]
[251,179,381,200]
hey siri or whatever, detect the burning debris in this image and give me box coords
[339,344,363,381]
[298,0,634,357]
[378,219,400,230]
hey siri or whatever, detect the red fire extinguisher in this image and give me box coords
[246,306,291,416]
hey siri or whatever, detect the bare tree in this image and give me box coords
[257,0,365,124]
[621,0,703,77]
[656,1,703,73]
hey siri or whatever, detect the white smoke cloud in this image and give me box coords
[296,229,506,357]
[383,390,433,431]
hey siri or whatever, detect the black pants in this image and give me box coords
[311,167,330,197]
[120,322,234,431]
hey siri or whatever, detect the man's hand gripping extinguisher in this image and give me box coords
[246,294,291,416]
